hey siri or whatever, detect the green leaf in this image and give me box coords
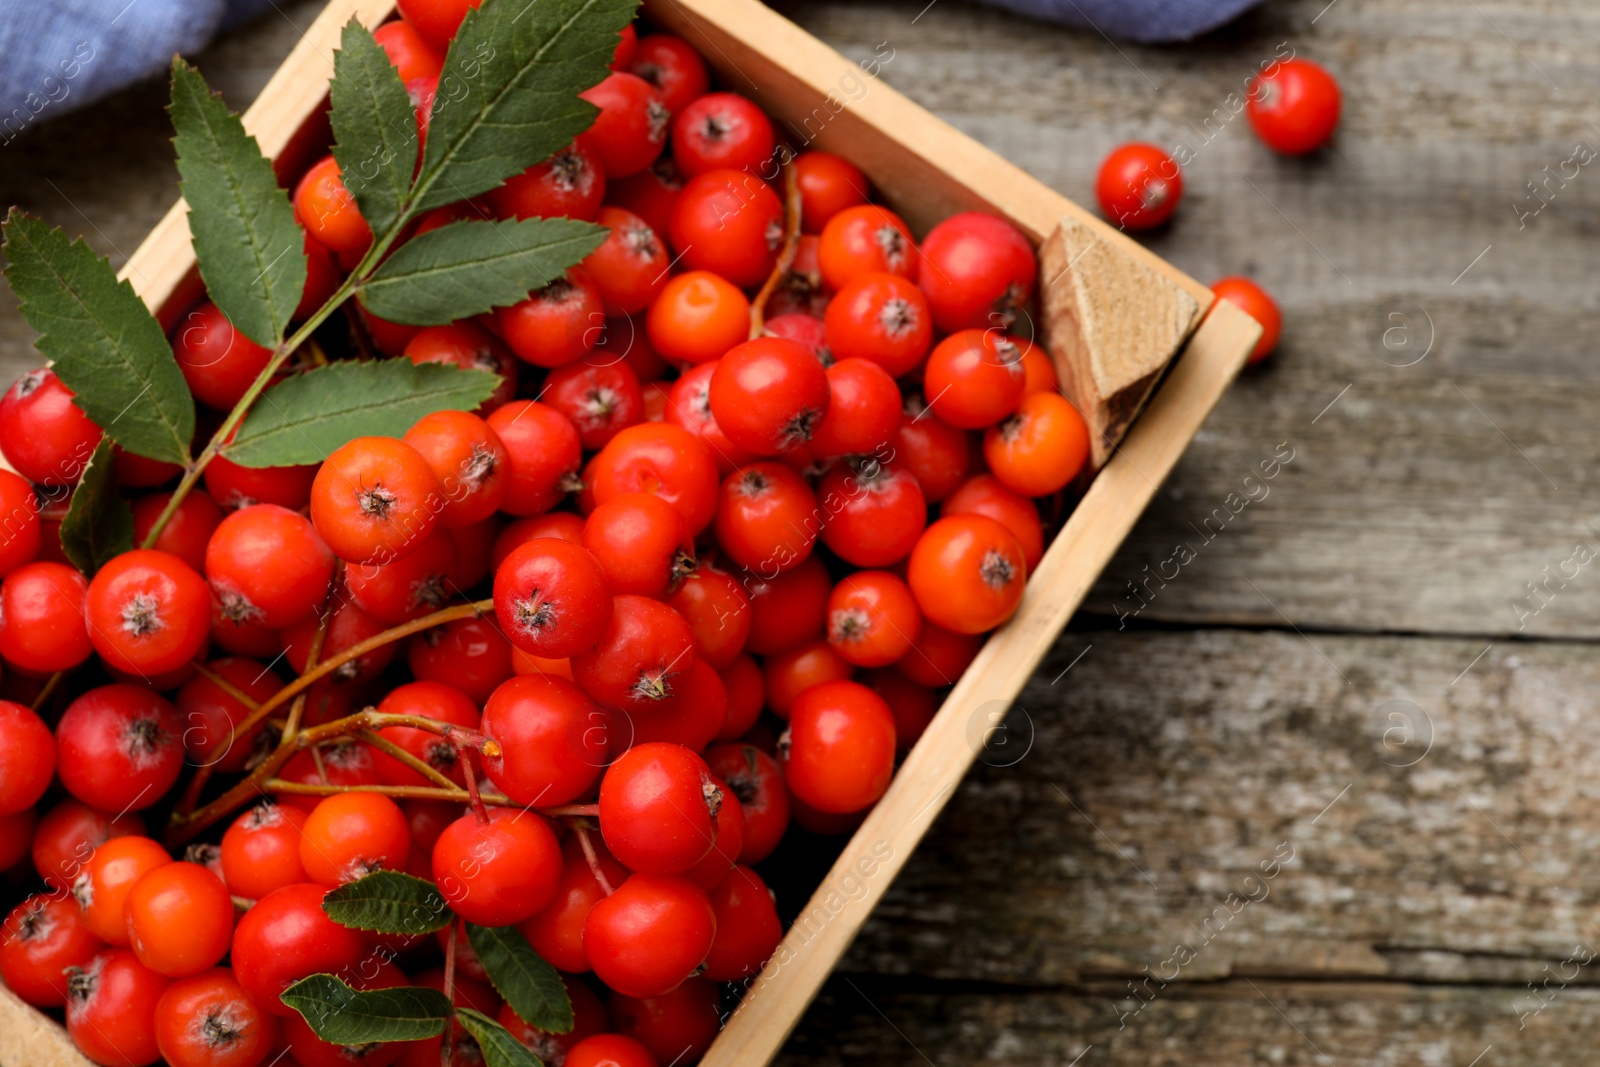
[466,923,573,1035]
[322,870,453,935]
[358,217,604,325]
[225,360,498,468]
[280,974,451,1044]
[330,19,419,236]
[170,58,307,347]
[456,1008,544,1067]
[1,210,194,465]
[57,438,133,577]
[412,0,639,213]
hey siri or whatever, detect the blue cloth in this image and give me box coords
[0,0,275,139]
[982,0,1265,42]
[0,0,1262,139]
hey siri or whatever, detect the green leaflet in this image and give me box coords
[224,360,498,468]
[170,58,306,348]
[455,1008,544,1067]
[358,217,604,325]
[2,210,194,465]
[466,922,573,1035]
[57,438,133,576]
[280,974,452,1045]
[329,19,419,236]
[412,0,639,213]
[322,870,454,935]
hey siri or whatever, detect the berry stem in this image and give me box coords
[29,670,63,711]
[243,598,495,730]
[748,160,802,339]
[357,728,461,792]
[442,915,460,1067]
[187,661,262,712]
[457,739,490,825]
[574,824,615,895]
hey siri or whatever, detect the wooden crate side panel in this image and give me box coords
[700,300,1261,1066]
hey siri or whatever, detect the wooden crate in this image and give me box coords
[0,1,1259,1065]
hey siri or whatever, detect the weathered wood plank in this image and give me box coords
[780,980,1600,1066]
[839,627,1600,988]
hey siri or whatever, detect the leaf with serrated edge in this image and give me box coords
[58,438,133,577]
[456,1008,544,1067]
[225,361,498,468]
[330,19,418,236]
[170,58,306,347]
[360,217,603,326]
[322,871,453,935]
[412,0,638,214]
[1,210,194,465]
[467,923,573,1035]
[280,974,451,1045]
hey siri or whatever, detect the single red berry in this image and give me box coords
[205,503,334,630]
[130,491,221,575]
[401,409,509,528]
[485,401,584,517]
[0,368,103,486]
[894,408,973,505]
[645,270,749,366]
[298,792,411,886]
[153,966,281,1067]
[894,619,983,687]
[702,864,782,980]
[823,272,932,378]
[395,0,483,54]
[373,18,442,81]
[861,667,939,752]
[582,491,696,598]
[0,700,55,815]
[782,679,896,814]
[712,463,819,574]
[494,537,614,658]
[498,268,606,369]
[0,468,41,578]
[715,652,765,741]
[793,150,869,234]
[907,514,1029,634]
[817,204,917,291]
[204,452,317,513]
[124,862,234,977]
[293,154,372,264]
[983,390,1091,498]
[922,329,1028,429]
[0,894,102,1007]
[220,801,310,901]
[585,206,670,315]
[480,673,608,806]
[668,168,784,288]
[544,351,646,450]
[175,657,284,775]
[344,528,460,624]
[310,436,444,565]
[763,638,855,719]
[372,680,480,788]
[816,458,927,569]
[668,567,751,670]
[407,614,514,705]
[492,141,607,222]
[577,72,670,178]
[566,1035,659,1067]
[584,873,716,998]
[808,357,903,459]
[1247,57,1341,154]
[56,685,182,813]
[586,422,719,536]
[433,807,562,926]
[85,549,210,678]
[709,337,831,456]
[916,211,1037,333]
[171,302,274,411]
[571,595,697,712]
[671,92,775,177]
[1095,142,1183,230]
[627,33,709,115]
[742,553,830,655]
[599,742,720,874]
[65,947,170,1067]
[827,570,923,668]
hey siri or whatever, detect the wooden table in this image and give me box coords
[3,0,1593,1062]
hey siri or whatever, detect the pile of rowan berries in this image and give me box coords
[0,5,1111,1067]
